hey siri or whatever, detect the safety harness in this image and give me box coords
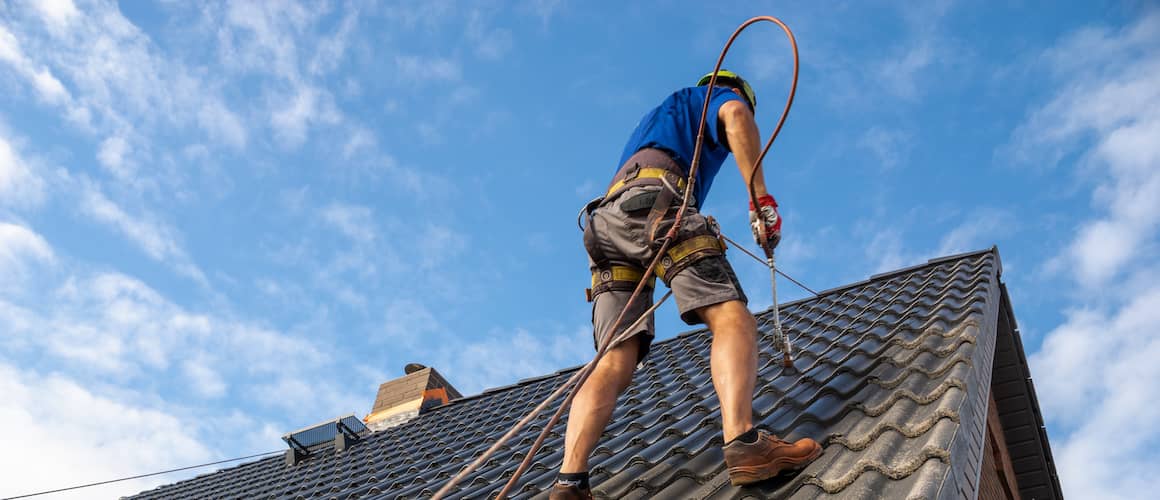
[583,148,727,302]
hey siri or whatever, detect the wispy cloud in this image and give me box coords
[79,182,207,285]
[936,209,1015,256]
[0,130,45,208]
[1012,12,1160,499]
[342,126,377,160]
[198,99,248,150]
[96,134,133,178]
[417,224,466,268]
[0,243,368,423]
[218,0,313,80]
[875,41,935,100]
[320,202,378,243]
[0,221,55,293]
[395,54,462,83]
[865,228,922,274]
[1010,13,1160,285]
[466,10,513,60]
[1,0,256,202]
[857,126,913,170]
[0,25,73,106]
[270,85,340,148]
[309,8,360,76]
[527,0,565,29]
[435,326,591,394]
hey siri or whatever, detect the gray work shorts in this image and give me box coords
[585,185,748,363]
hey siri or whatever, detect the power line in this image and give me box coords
[718,232,821,296]
[2,450,284,500]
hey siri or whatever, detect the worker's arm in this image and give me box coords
[719,97,781,249]
[718,99,768,197]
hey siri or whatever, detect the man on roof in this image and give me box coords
[550,70,823,500]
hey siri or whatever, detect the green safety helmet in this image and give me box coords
[696,69,756,111]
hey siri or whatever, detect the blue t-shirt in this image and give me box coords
[617,86,746,208]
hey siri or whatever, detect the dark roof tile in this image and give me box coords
[130,248,1061,499]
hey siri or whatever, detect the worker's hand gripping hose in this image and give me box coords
[432,15,800,499]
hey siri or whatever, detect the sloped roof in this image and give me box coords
[130,248,1060,499]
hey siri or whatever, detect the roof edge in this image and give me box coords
[995,281,1065,498]
[745,246,1000,317]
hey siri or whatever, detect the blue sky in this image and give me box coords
[0,1,1157,498]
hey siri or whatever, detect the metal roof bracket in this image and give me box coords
[285,436,310,466]
[334,418,362,452]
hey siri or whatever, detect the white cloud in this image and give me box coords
[876,42,934,100]
[342,126,376,160]
[97,134,132,176]
[436,326,591,395]
[29,0,80,32]
[857,126,913,170]
[0,361,212,500]
[1011,12,1160,285]
[2,0,257,172]
[865,228,921,273]
[528,0,565,29]
[0,25,20,63]
[218,0,313,80]
[0,25,73,106]
[79,183,207,284]
[198,99,248,149]
[1013,13,1160,499]
[309,8,359,75]
[1030,287,1160,498]
[418,224,466,268]
[0,222,54,292]
[270,85,340,148]
[875,0,957,100]
[1,264,361,425]
[0,131,45,207]
[381,299,441,348]
[321,202,377,242]
[30,66,70,103]
[184,358,228,399]
[395,55,462,83]
[936,209,1014,256]
[466,10,513,60]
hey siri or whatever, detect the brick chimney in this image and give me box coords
[364,363,462,431]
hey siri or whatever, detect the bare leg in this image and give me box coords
[698,300,758,442]
[560,337,641,473]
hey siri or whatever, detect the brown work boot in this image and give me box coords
[547,482,593,500]
[723,428,822,485]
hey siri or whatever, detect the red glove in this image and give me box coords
[749,194,781,249]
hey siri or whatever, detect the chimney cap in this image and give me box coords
[404,363,427,374]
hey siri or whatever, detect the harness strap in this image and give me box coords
[587,265,655,302]
[605,148,688,203]
[646,185,675,243]
[656,234,726,283]
[606,168,687,199]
